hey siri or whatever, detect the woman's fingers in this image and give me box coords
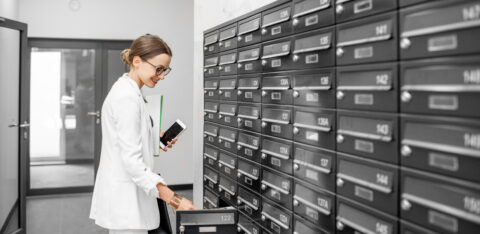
[171,138,178,144]
[167,141,173,148]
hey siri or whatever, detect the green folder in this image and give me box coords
[155,95,163,157]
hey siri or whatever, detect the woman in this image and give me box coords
[90,34,195,234]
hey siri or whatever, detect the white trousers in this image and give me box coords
[108,229,148,234]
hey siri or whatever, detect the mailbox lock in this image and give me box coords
[203,155,207,160]
[237,118,243,123]
[218,139,223,143]
[204,46,207,51]
[293,232,299,234]
[292,18,299,26]
[262,91,268,97]
[401,145,412,157]
[218,90,224,95]
[203,90,207,94]
[261,184,267,190]
[218,114,223,119]
[336,47,344,57]
[237,200,242,205]
[400,37,411,50]
[261,60,267,66]
[179,225,185,234]
[238,63,243,68]
[293,127,299,135]
[237,172,242,178]
[237,90,243,95]
[219,42,223,47]
[238,36,243,41]
[401,91,412,103]
[261,121,267,128]
[237,145,242,150]
[336,91,345,100]
[218,162,222,167]
[401,199,412,211]
[293,90,300,98]
[237,227,242,232]
[293,163,300,171]
[337,134,345,143]
[261,28,267,35]
[336,4,344,14]
[203,112,207,116]
[261,215,266,221]
[293,55,299,62]
[203,68,207,72]
[337,178,345,187]
[203,133,207,138]
[293,199,299,207]
[261,153,267,159]
[218,66,223,71]
[336,221,345,231]
[219,187,223,192]
[203,176,207,182]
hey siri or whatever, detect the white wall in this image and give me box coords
[0,0,19,20]
[18,0,195,185]
[193,0,276,206]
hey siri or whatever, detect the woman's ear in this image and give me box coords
[132,55,142,68]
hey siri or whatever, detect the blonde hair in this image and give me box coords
[121,34,172,66]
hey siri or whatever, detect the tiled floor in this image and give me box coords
[26,190,193,234]
[30,164,94,189]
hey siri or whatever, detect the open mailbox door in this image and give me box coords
[176,208,237,234]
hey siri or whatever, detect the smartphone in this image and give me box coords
[160,119,186,149]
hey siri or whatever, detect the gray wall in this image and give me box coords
[18,0,195,185]
[0,0,18,20]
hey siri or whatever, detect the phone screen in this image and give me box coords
[160,122,184,147]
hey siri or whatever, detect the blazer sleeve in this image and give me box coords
[112,93,167,198]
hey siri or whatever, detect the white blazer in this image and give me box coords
[90,74,166,230]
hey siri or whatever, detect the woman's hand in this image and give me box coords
[159,131,178,152]
[177,197,196,210]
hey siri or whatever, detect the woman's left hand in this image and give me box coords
[160,131,178,152]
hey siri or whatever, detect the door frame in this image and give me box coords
[26,38,132,196]
[0,16,28,234]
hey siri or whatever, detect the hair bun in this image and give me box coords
[121,49,131,65]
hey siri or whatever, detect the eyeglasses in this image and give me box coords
[141,57,172,76]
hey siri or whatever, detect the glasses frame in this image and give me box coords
[141,57,172,76]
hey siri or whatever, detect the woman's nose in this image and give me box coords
[158,73,165,80]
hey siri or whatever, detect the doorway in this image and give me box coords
[27,39,131,196]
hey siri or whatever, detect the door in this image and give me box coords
[27,39,101,195]
[0,17,28,234]
[26,39,132,195]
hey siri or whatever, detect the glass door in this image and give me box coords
[28,40,101,195]
[0,17,28,234]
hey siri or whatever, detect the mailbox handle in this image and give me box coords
[293,123,331,132]
[261,180,290,195]
[237,197,259,210]
[237,169,259,180]
[203,153,217,160]
[237,141,259,150]
[261,149,290,160]
[337,129,393,142]
[337,173,392,194]
[219,184,235,195]
[261,212,290,230]
[293,195,331,215]
[293,159,331,174]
